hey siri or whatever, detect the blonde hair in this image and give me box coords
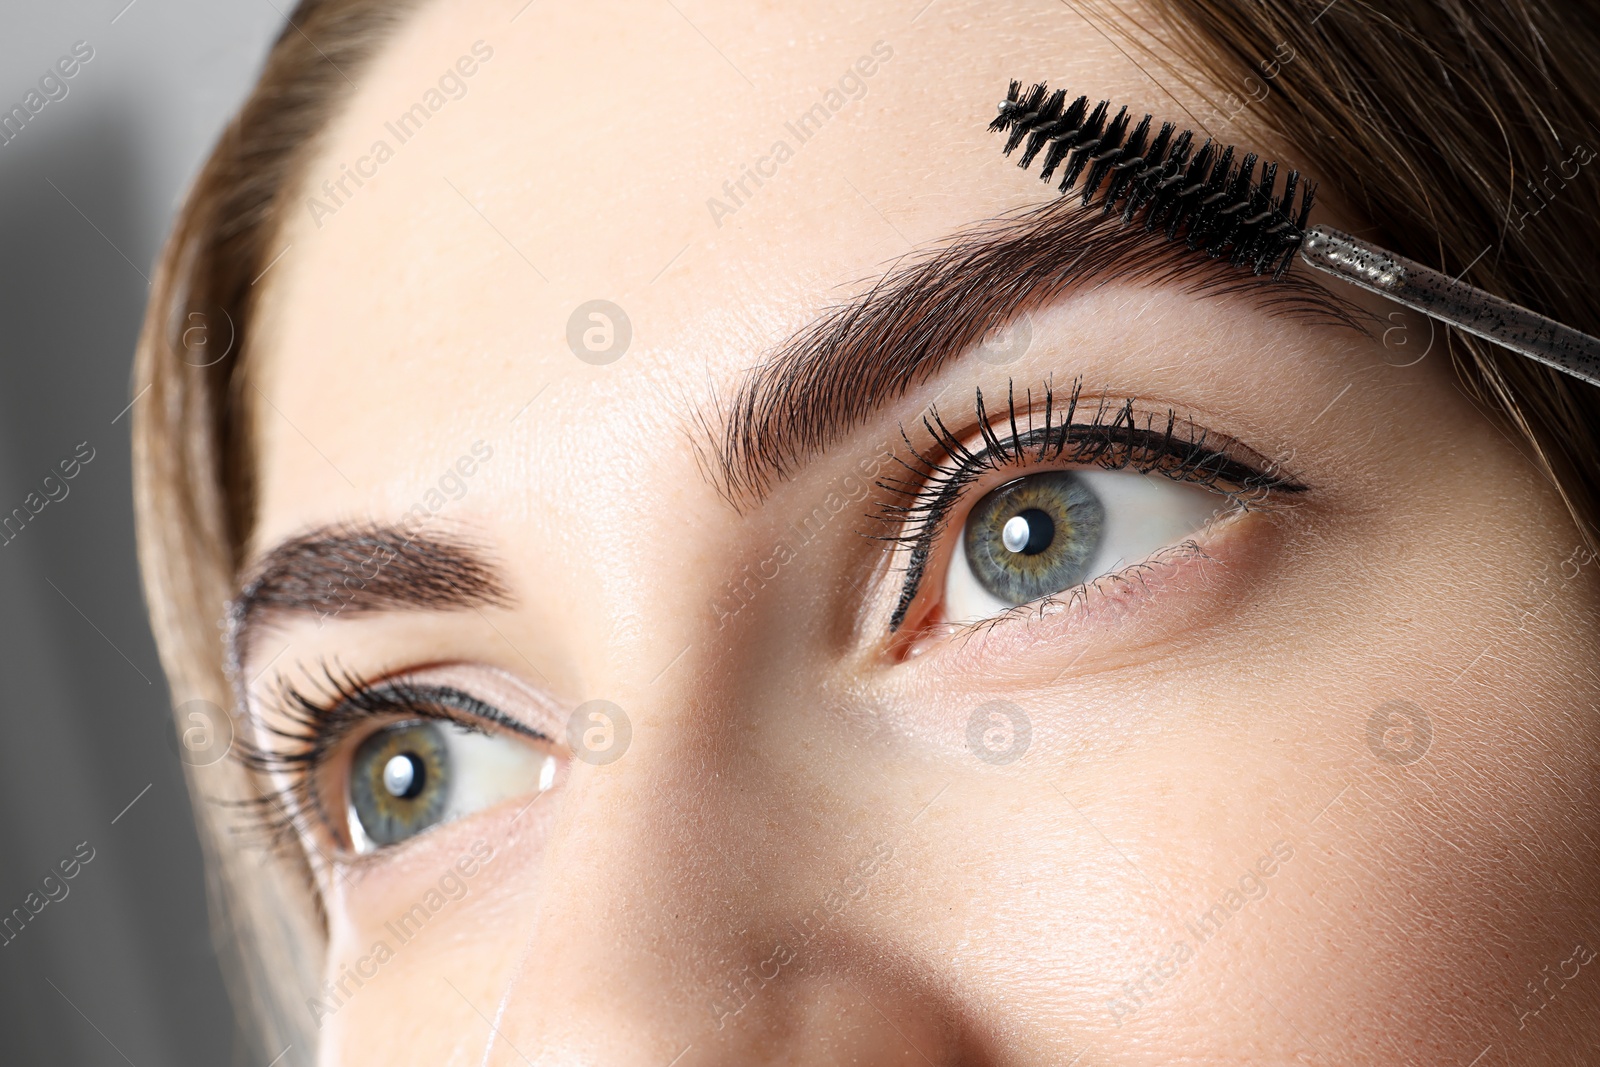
[132,0,1600,1055]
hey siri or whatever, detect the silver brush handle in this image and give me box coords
[1298,226,1600,389]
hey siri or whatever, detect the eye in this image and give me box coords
[345,715,557,853]
[248,667,565,857]
[878,381,1306,635]
[945,467,1222,624]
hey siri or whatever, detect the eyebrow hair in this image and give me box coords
[711,195,1364,504]
[228,524,512,668]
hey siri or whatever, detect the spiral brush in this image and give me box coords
[987,79,1600,386]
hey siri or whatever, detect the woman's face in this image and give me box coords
[237,0,1600,1062]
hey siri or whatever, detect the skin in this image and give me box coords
[236,0,1600,1063]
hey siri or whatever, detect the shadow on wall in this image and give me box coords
[0,106,242,1065]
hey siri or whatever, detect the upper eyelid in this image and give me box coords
[891,387,1309,533]
[920,381,1305,489]
[313,684,556,774]
[919,420,1303,493]
[244,670,545,775]
[946,537,1214,637]
[364,683,552,743]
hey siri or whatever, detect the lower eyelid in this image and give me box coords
[894,515,1256,667]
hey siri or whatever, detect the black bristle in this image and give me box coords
[990,82,1315,278]
[1079,107,1132,205]
[1057,99,1111,190]
[1019,91,1072,167]
[988,81,1028,135]
[1100,113,1153,213]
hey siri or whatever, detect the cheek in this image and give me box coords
[1151,582,1600,1055]
[854,539,1600,1057]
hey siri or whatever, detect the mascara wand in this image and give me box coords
[990,81,1600,389]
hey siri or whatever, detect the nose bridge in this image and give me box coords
[484,663,965,1066]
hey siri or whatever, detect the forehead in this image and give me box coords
[247,0,1178,552]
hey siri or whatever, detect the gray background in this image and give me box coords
[0,3,285,1064]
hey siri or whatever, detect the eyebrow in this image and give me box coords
[228,524,512,669]
[228,197,1357,661]
[711,194,1363,505]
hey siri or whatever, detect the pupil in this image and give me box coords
[1003,508,1055,556]
[382,753,423,799]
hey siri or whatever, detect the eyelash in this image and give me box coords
[876,377,1306,630]
[238,663,540,851]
